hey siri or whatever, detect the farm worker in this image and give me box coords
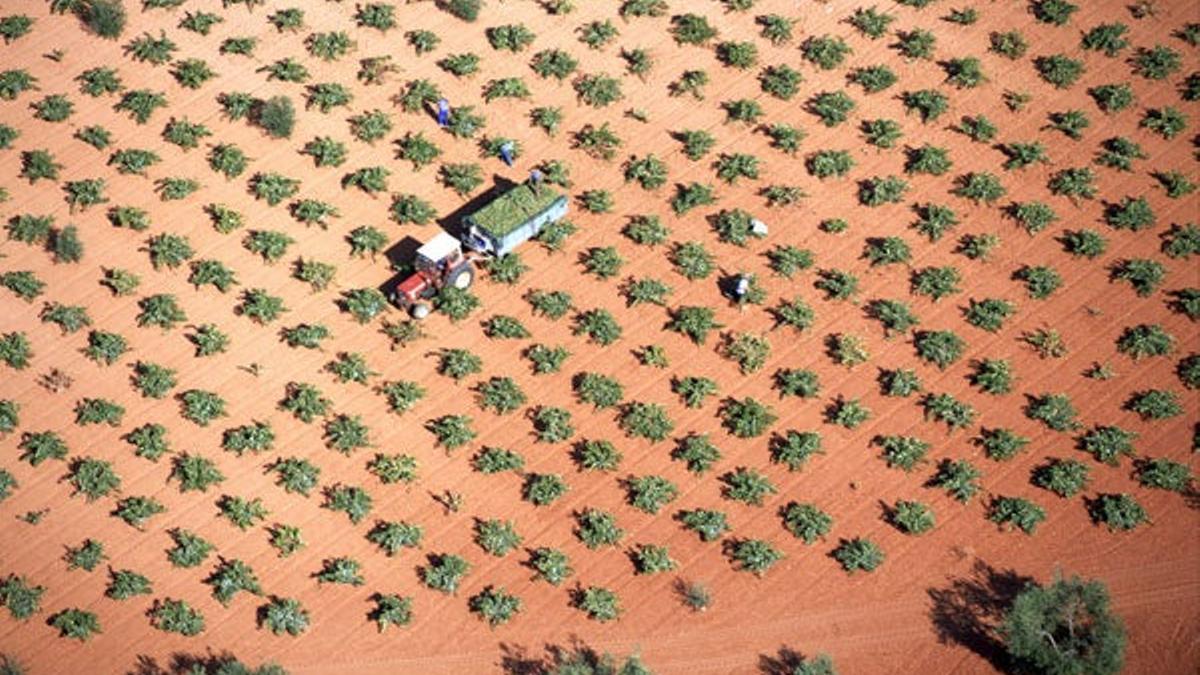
[750,218,768,237]
[733,275,750,301]
[499,141,515,167]
[436,98,450,127]
[528,169,544,194]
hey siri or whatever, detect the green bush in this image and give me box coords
[914,330,966,370]
[625,475,678,514]
[989,496,1046,534]
[51,608,101,641]
[1089,493,1149,531]
[891,500,934,534]
[574,586,621,622]
[807,91,855,127]
[367,521,422,555]
[576,508,624,549]
[1033,459,1090,498]
[166,528,213,567]
[727,539,783,576]
[323,484,373,524]
[832,537,884,573]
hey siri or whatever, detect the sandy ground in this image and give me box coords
[0,0,1197,673]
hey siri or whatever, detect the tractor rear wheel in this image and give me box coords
[448,264,474,290]
[410,302,431,319]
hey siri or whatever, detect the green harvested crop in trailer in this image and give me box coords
[467,183,563,237]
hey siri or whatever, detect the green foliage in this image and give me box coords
[0,332,32,370]
[989,497,1046,535]
[881,368,922,398]
[74,397,123,427]
[616,402,672,442]
[721,332,771,374]
[672,376,718,409]
[1089,493,1149,532]
[50,608,101,641]
[206,559,263,605]
[124,423,169,461]
[68,457,120,501]
[427,414,475,451]
[571,372,623,410]
[1027,389,1084,429]
[323,484,373,524]
[857,175,908,207]
[65,539,107,571]
[217,495,268,530]
[574,586,621,622]
[1136,458,1193,492]
[678,508,730,542]
[573,308,621,345]
[315,557,365,586]
[1016,265,1062,300]
[1140,106,1187,139]
[624,475,677,514]
[576,508,624,549]
[721,467,776,506]
[850,6,895,38]
[0,69,37,101]
[367,521,422,556]
[438,348,482,381]
[779,502,832,544]
[187,324,228,357]
[759,64,803,100]
[721,397,777,437]
[21,150,63,183]
[1044,109,1090,140]
[890,500,935,534]
[260,597,309,636]
[421,553,470,594]
[1003,575,1125,675]
[63,178,109,213]
[922,392,976,430]
[1116,324,1173,360]
[166,529,213,568]
[389,193,436,226]
[728,539,783,576]
[0,574,44,620]
[807,91,855,127]
[874,435,930,472]
[573,73,623,108]
[521,473,567,506]
[19,431,67,466]
[1089,83,1135,113]
[971,359,1015,395]
[342,287,388,324]
[470,586,522,627]
[472,447,525,474]
[1111,258,1165,297]
[832,537,884,573]
[1033,459,1090,498]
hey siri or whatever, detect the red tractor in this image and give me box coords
[389,232,476,319]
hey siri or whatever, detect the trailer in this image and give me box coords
[389,180,569,318]
[461,182,568,256]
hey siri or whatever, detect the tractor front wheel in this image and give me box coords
[410,302,431,319]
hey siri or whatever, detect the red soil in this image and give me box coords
[0,0,1197,673]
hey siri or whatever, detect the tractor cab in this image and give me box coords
[415,232,466,275]
[391,231,476,319]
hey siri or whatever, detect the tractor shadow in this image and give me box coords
[926,558,1035,672]
[435,173,521,240]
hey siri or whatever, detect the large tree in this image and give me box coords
[1001,575,1125,675]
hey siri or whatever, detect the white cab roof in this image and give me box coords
[417,232,461,262]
